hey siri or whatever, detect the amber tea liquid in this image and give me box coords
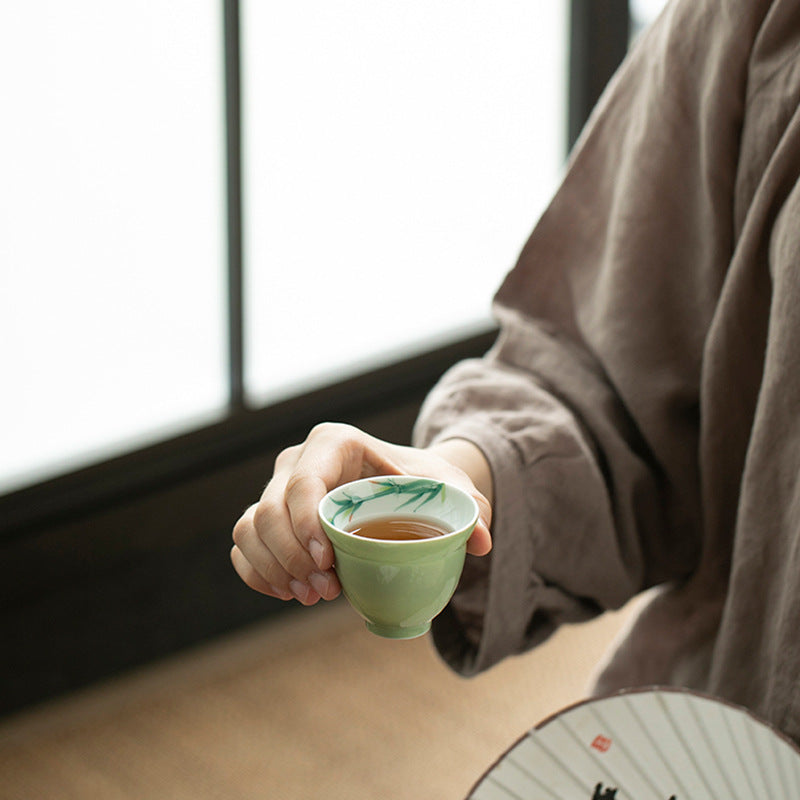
[346,516,451,541]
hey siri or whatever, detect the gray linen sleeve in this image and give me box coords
[413,314,682,675]
[412,0,767,676]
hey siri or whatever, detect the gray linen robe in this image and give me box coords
[413,0,800,742]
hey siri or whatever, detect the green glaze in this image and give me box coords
[318,476,478,639]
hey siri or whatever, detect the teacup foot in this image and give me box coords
[365,621,431,639]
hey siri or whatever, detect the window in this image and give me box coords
[0,1,631,507]
[630,0,669,36]
[242,1,568,403]
[0,1,227,493]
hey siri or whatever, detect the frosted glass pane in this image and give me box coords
[631,0,669,32]
[0,2,227,492]
[243,1,568,403]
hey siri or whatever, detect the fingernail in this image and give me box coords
[309,539,326,569]
[308,571,331,598]
[289,580,310,603]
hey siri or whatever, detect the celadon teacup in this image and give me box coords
[318,475,479,639]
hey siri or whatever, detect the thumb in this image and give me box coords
[466,492,492,556]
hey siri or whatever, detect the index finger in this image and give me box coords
[275,423,370,570]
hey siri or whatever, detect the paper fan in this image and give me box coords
[468,687,800,799]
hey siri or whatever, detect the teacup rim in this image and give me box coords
[318,475,479,543]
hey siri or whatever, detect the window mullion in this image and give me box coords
[224,0,245,410]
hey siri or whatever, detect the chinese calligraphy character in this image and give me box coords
[592,784,617,800]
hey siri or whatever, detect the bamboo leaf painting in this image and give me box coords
[330,479,445,525]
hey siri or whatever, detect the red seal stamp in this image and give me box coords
[591,734,612,753]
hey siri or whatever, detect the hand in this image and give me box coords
[230,422,493,606]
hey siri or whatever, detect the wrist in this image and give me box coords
[428,438,493,507]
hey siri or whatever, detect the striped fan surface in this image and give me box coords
[469,687,800,799]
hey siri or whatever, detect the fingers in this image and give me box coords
[231,499,340,606]
[279,423,402,567]
[274,425,358,572]
[230,543,293,600]
[230,423,399,604]
[231,424,373,604]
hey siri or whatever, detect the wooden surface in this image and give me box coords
[0,599,634,799]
